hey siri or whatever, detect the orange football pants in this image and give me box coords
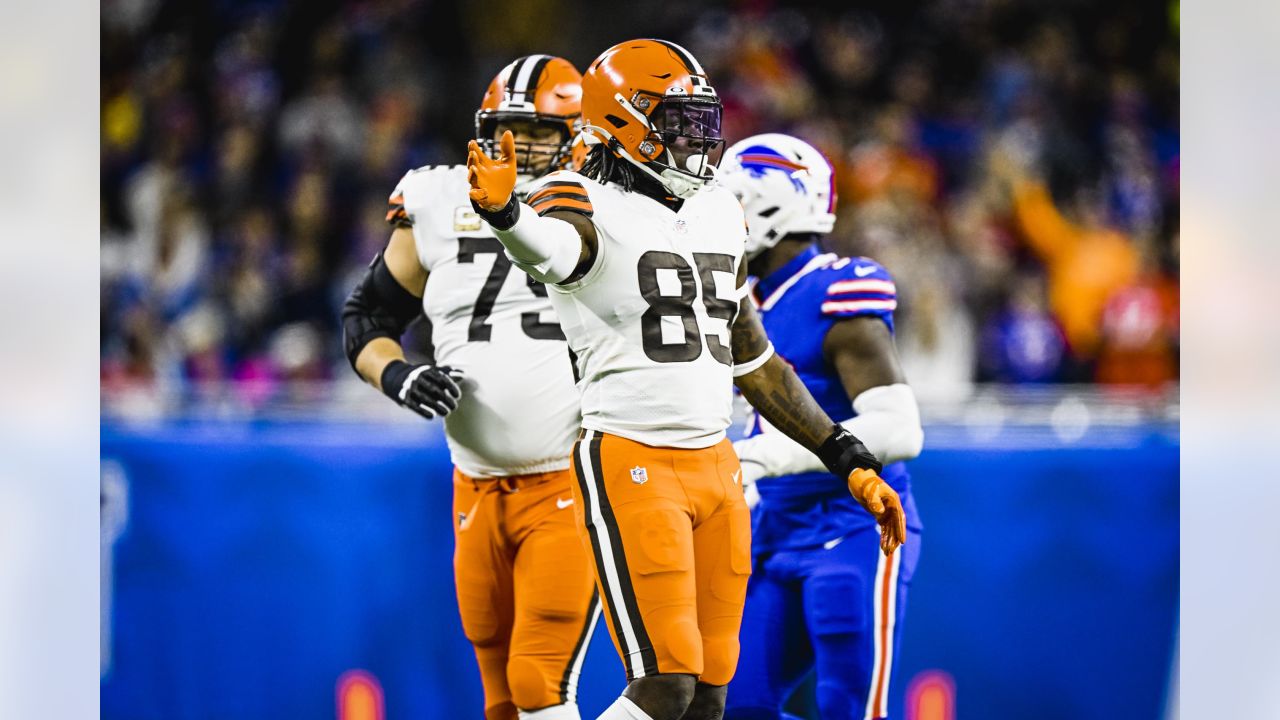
[452,467,600,720]
[569,430,752,687]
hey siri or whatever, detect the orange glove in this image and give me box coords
[848,468,907,555]
[466,130,518,211]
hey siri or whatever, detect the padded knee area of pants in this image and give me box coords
[805,573,866,636]
[653,611,703,676]
[815,679,861,720]
[507,655,553,710]
[460,601,506,646]
[486,699,518,720]
[699,632,740,687]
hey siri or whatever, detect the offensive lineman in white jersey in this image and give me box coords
[465,40,908,720]
[342,56,599,720]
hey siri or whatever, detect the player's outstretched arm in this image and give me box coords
[735,316,924,480]
[466,130,597,284]
[731,292,906,555]
[342,227,462,421]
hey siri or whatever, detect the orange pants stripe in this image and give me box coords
[452,467,600,719]
[570,429,752,686]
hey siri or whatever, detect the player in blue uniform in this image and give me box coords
[717,134,925,720]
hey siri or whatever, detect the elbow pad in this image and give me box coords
[341,253,423,371]
[849,383,924,464]
[732,342,775,378]
[735,383,923,480]
[490,203,585,284]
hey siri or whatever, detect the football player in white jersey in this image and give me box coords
[343,56,600,720]
[465,40,908,720]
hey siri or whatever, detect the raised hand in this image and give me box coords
[466,130,518,211]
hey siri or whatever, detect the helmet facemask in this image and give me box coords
[647,96,725,198]
[598,91,725,200]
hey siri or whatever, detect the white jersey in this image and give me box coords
[525,171,748,449]
[390,165,580,477]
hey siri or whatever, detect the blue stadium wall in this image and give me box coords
[100,419,1178,720]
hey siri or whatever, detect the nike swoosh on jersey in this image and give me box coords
[556,497,575,509]
[823,535,846,550]
[732,469,741,485]
[854,265,877,277]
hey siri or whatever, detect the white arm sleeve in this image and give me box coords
[734,383,924,478]
[492,203,585,284]
[732,342,775,377]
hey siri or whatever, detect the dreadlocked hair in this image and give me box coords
[579,141,641,191]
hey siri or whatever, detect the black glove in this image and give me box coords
[380,360,464,420]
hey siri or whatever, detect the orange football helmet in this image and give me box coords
[580,39,724,199]
[475,55,583,187]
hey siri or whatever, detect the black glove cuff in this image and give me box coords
[471,195,521,231]
[816,425,883,477]
[380,359,414,403]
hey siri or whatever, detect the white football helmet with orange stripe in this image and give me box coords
[718,133,838,259]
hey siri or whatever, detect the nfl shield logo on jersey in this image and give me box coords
[630,466,649,485]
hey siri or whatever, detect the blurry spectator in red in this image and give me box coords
[1095,237,1179,388]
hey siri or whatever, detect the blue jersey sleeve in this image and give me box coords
[818,257,898,332]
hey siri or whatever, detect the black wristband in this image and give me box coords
[815,425,883,477]
[379,360,414,403]
[471,195,521,231]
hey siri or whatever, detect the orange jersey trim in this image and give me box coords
[532,196,594,217]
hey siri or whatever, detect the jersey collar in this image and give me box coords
[753,245,836,311]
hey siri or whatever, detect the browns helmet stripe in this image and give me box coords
[652,39,705,75]
[652,40,712,93]
[500,57,527,104]
[509,54,552,105]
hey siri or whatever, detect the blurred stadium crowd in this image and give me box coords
[100,0,1179,410]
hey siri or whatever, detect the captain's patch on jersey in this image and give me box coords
[630,466,649,485]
